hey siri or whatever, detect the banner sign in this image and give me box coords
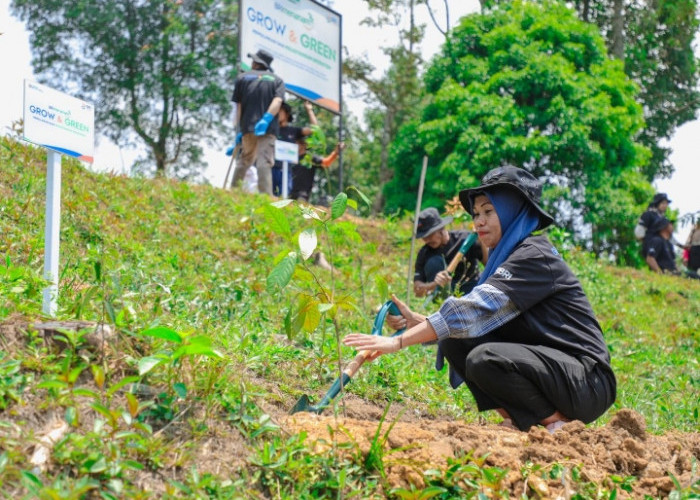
[23,80,95,163]
[240,0,341,114]
[275,139,299,163]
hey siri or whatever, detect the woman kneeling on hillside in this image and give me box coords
[344,166,616,432]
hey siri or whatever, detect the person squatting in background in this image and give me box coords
[272,100,317,197]
[412,207,487,299]
[344,166,616,433]
[634,192,686,251]
[643,217,679,274]
[228,49,285,195]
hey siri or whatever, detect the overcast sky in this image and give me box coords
[1,0,696,241]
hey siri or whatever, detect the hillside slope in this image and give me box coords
[1,137,698,498]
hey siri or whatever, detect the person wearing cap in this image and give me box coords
[228,49,286,195]
[412,207,486,298]
[272,100,317,197]
[643,217,678,274]
[344,166,616,433]
[634,192,671,242]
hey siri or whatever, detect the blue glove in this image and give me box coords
[225,133,243,156]
[254,112,274,136]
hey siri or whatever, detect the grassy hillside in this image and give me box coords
[1,136,698,498]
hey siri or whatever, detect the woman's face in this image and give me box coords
[472,194,502,249]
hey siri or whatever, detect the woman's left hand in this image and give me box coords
[343,333,400,356]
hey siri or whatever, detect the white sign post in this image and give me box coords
[22,80,95,316]
[275,140,299,198]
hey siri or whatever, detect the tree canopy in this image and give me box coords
[384,0,652,261]
[11,0,239,177]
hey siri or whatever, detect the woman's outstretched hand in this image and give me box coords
[385,294,427,331]
[343,333,400,361]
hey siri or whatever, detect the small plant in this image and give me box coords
[0,353,31,410]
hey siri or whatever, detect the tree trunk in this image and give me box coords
[610,0,625,60]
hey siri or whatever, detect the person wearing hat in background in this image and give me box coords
[634,192,688,253]
[345,166,616,433]
[227,49,286,195]
[412,207,486,298]
[272,100,317,197]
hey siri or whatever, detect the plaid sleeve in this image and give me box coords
[426,283,520,340]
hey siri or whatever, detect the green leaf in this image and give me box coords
[263,204,291,238]
[173,382,187,399]
[331,192,348,219]
[138,356,163,376]
[347,185,371,207]
[318,303,334,313]
[298,228,317,261]
[375,275,389,302]
[266,252,298,292]
[106,376,140,398]
[346,198,358,210]
[138,326,182,344]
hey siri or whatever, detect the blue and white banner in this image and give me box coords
[240,0,341,114]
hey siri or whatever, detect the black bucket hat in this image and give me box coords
[248,49,274,70]
[416,207,453,239]
[459,166,554,230]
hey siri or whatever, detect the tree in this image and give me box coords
[342,0,428,213]
[569,0,700,180]
[385,0,651,261]
[11,0,239,177]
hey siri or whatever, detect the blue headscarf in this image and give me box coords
[436,186,541,389]
[476,187,540,285]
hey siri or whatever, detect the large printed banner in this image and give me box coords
[23,80,95,163]
[241,0,341,114]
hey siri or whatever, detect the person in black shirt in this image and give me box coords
[412,207,486,298]
[345,166,616,433]
[643,217,677,274]
[273,101,316,196]
[227,50,286,195]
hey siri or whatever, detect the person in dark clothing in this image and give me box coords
[412,207,486,298]
[643,217,678,274]
[290,140,344,202]
[227,49,285,195]
[345,166,616,433]
[635,193,671,241]
[273,100,316,197]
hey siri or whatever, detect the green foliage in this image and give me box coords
[385,0,652,262]
[0,257,46,320]
[0,137,698,497]
[571,0,700,180]
[10,0,239,177]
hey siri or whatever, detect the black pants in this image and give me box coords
[290,165,317,202]
[439,337,616,431]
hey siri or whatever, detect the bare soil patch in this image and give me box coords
[280,405,699,498]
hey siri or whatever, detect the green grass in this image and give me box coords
[1,136,698,498]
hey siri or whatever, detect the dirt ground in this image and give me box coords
[2,317,699,498]
[279,400,700,498]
